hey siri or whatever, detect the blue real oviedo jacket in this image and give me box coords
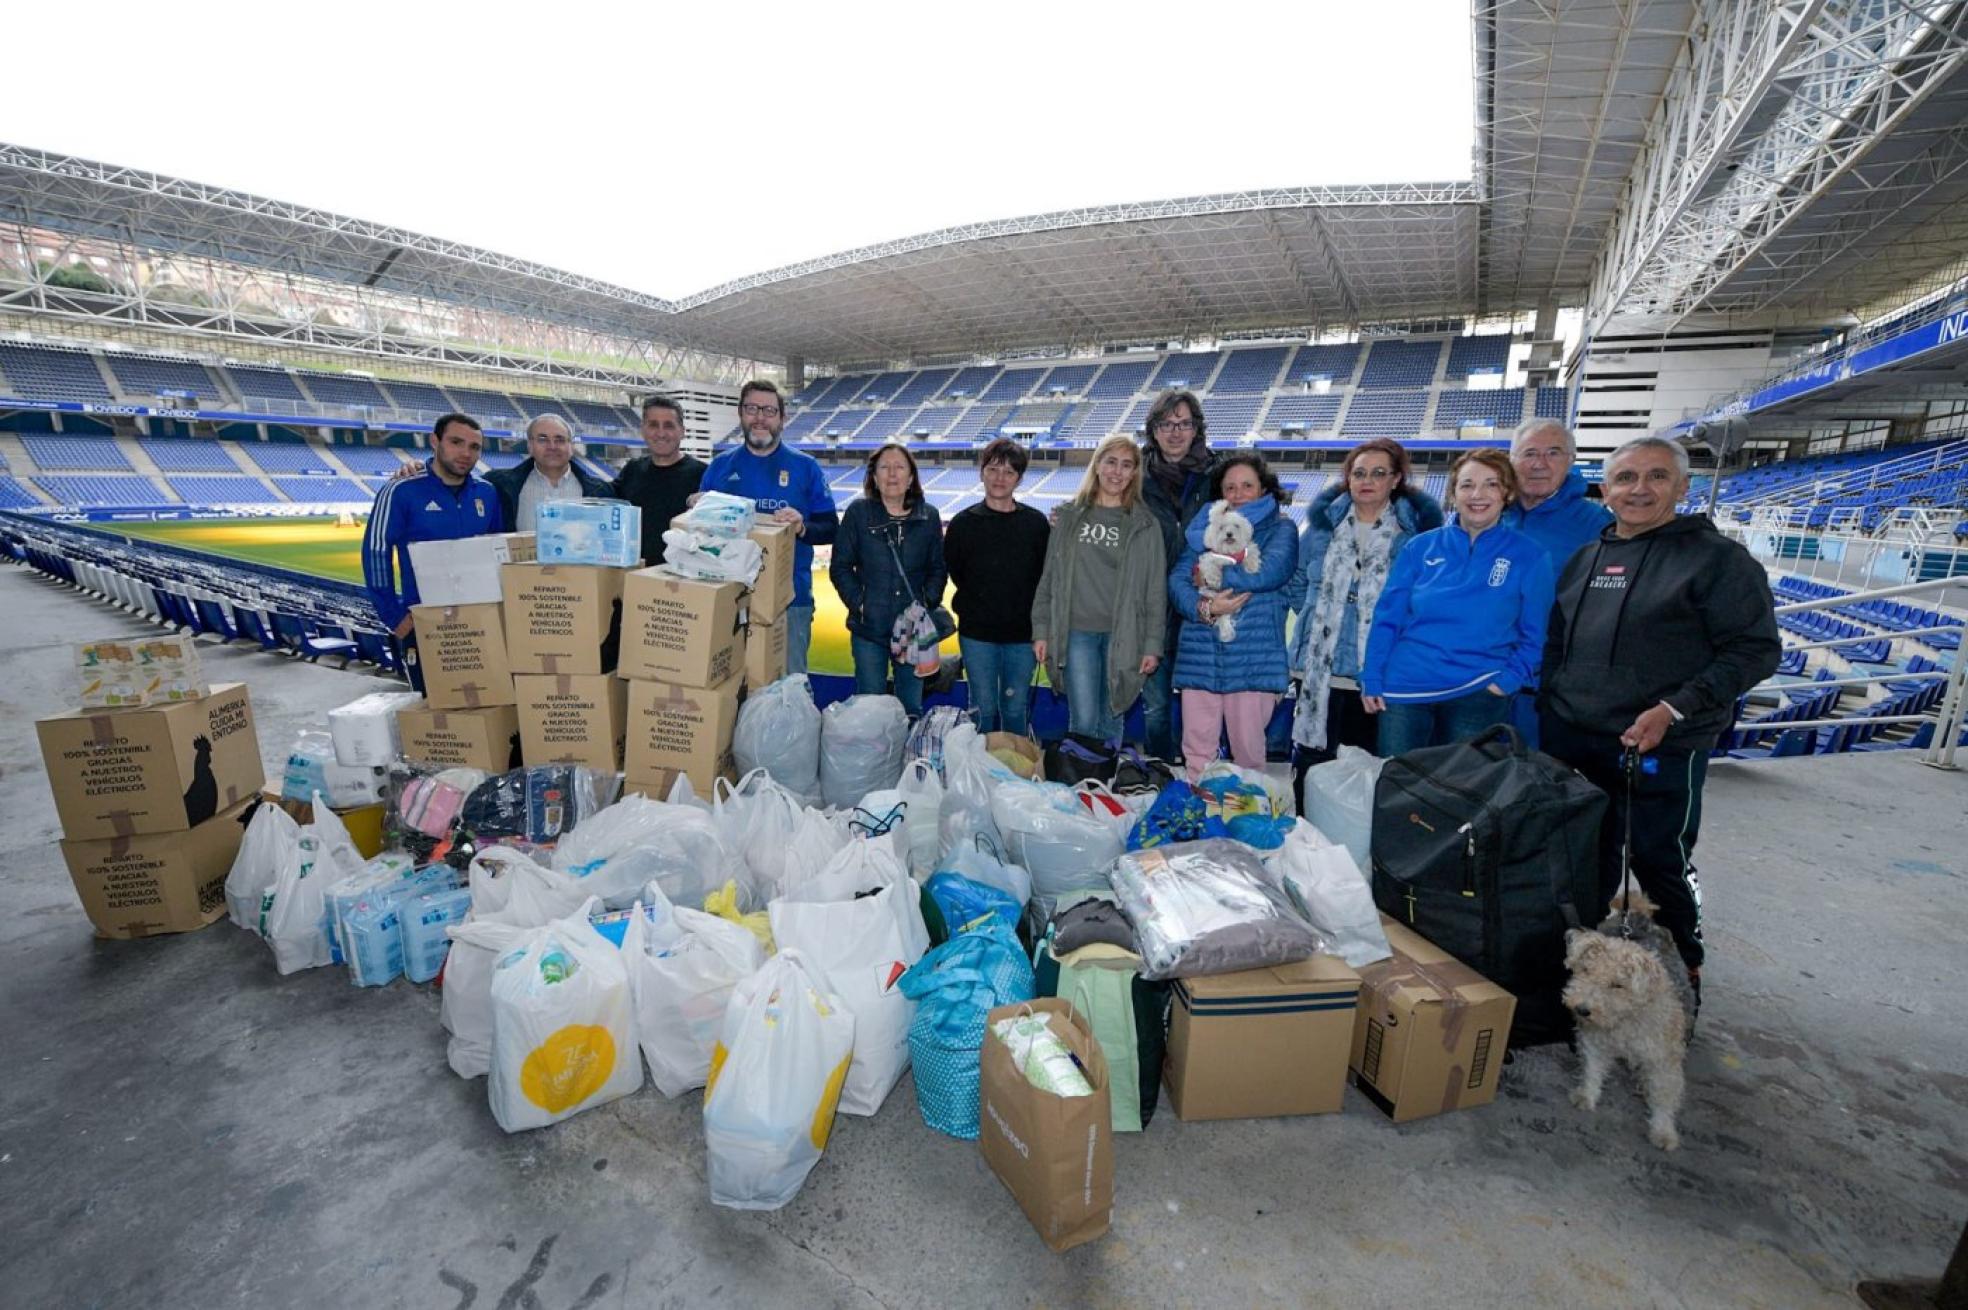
[1362,519,1554,703]
[1168,494,1300,695]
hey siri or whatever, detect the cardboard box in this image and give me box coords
[411,603,516,709]
[1164,954,1361,1120]
[743,614,787,689]
[501,564,626,675]
[59,799,252,938]
[516,674,628,772]
[623,676,741,796]
[619,570,746,688]
[537,499,641,567]
[407,532,535,606]
[979,998,1114,1252]
[398,704,523,772]
[37,682,261,842]
[1350,917,1516,1122]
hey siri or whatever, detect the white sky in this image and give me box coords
[5,0,1472,299]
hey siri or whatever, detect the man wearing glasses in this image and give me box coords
[1138,389,1219,760]
[486,412,617,533]
[696,379,839,674]
[1500,416,1612,743]
[613,395,704,566]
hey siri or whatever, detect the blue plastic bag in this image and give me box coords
[1125,780,1227,851]
[896,923,1035,1139]
[924,872,1021,937]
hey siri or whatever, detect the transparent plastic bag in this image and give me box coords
[1267,818,1390,967]
[936,723,1003,863]
[711,769,808,900]
[732,675,824,807]
[675,489,755,538]
[820,694,908,809]
[896,759,944,878]
[990,779,1122,899]
[459,766,615,846]
[1304,745,1382,868]
[1107,838,1326,981]
[551,794,747,911]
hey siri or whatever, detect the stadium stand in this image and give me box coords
[224,364,309,404]
[945,404,1003,441]
[782,408,838,441]
[1199,394,1267,437]
[851,372,918,405]
[1150,351,1221,391]
[1032,363,1100,396]
[1431,388,1527,431]
[22,435,131,470]
[295,371,389,409]
[165,475,283,505]
[273,476,371,503]
[0,343,115,402]
[1059,399,1130,443]
[1262,394,1343,432]
[806,375,872,408]
[563,399,634,431]
[900,404,965,437]
[242,443,335,475]
[0,477,41,509]
[1085,359,1157,398]
[1211,346,1292,394]
[937,366,1002,400]
[884,369,956,408]
[976,369,1046,405]
[377,380,454,413]
[1533,385,1568,419]
[852,406,919,442]
[442,387,524,426]
[1359,339,1443,388]
[333,446,415,475]
[1341,389,1432,435]
[1444,333,1512,380]
[140,438,242,472]
[1285,342,1362,386]
[103,353,226,402]
[32,475,165,506]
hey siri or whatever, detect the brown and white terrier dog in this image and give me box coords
[1562,887,1697,1151]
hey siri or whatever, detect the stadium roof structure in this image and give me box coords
[4,0,1967,372]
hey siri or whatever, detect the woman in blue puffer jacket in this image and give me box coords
[1168,452,1300,780]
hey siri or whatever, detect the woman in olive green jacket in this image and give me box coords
[1030,434,1169,740]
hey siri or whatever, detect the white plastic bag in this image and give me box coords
[440,849,591,1079]
[625,903,765,1097]
[732,674,823,807]
[675,489,755,537]
[552,793,747,911]
[712,769,809,900]
[1305,745,1382,867]
[820,694,908,810]
[942,835,1032,908]
[782,804,850,893]
[704,949,856,1211]
[936,723,1003,861]
[660,528,763,584]
[488,901,643,1132]
[990,779,1122,899]
[1200,760,1296,817]
[1268,819,1391,968]
[896,759,943,878]
[769,840,928,1116]
[226,800,299,934]
[263,794,364,974]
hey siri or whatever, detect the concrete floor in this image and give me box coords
[1,560,1962,1310]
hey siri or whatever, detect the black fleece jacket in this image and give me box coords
[1539,514,1781,747]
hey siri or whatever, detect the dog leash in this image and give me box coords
[1618,745,1638,939]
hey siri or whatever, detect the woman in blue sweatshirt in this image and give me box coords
[1362,448,1554,755]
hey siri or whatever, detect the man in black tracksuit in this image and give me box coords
[1539,437,1780,999]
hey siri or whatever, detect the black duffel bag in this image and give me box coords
[1370,725,1606,1046]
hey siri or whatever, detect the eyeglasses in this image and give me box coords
[1155,419,1196,435]
[739,403,782,417]
[1349,467,1395,481]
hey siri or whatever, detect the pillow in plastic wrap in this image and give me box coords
[1106,838,1326,980]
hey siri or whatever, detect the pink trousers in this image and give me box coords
[1181,689,1279,780]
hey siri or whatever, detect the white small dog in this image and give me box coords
[1195,502,1262,641]
[1562,887,1697,1151]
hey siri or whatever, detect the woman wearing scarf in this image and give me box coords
[1287,438,1444,805]
[1168,452,1300,780]
[1138,389,1219,761]
[831,442,946,719]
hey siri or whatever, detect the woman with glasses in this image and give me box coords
[1287,438,1443,801]
[830,442,946,719]
[1137,389,1218,761]
[1167,452,1299,780]
[1031,433,1168,743]
[1361,448,1554,754]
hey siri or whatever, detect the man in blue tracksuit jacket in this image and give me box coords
[696,379,840,675]
[1500,417,1612,743]
[363,413,504,691]
[1362,450,1555,756]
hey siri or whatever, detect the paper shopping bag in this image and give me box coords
[978,998,1114,1252]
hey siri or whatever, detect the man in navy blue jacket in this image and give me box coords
[363,413,504,690]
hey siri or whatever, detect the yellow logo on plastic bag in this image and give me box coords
[809,1054,851,1150]
[520,1025,617,1112]
[706,1041,729,1095]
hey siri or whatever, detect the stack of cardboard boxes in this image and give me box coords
[36,682,264,938]
[399,516,797,797]
[616,518,795,797]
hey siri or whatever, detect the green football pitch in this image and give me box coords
[107,515,946,677]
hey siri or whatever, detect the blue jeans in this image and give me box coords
[1064,630,1121,738]
[959,636,1036,735]
[1377,688,1512,757]
[781,603,813,677]
[1139,658,1176,759]
[851,634,923,718]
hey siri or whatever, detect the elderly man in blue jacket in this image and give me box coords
[1500,417,1612,743]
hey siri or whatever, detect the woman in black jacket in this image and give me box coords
[830,442,946,718]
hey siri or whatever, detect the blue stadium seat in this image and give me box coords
[0,343,114,402]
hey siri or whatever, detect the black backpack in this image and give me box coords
[1369,726,1607,1046]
